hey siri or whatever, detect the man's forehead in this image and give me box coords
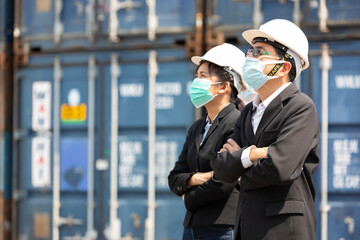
[252,42,275,51]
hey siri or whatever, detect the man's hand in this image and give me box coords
[219,138,241,153]
[187,171,214,186]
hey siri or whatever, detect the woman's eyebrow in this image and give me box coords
[197,70,208,75]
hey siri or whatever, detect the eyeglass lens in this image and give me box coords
[245,48,270,57]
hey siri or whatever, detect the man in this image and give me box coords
[211,19,320,240]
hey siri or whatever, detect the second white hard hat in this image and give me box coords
[191,43,248,92]
[242,19,309,79]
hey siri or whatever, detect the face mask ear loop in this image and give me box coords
[267,63,283,76]
[224,67,241,91]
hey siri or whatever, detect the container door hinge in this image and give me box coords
[344,216,355,235]
[13,129,28,141]
[13,189,27,201]
[58,215,83,228]
[13,38,29,67]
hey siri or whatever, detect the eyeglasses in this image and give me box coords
[245,48,280,60]
[245,48,270,57]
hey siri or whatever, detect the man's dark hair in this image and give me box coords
[274,48,297,82]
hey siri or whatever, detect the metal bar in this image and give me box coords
[145,50,158,240]
[292,0,301,90]
[320,43,331,240]
[54,0,64,45]
[97,66,106,240]
[109,54,120,240]
[86,0,97,43]
[291,0,301,26]
[109,0,119,42]
[318,0,329,32]
[0,1,14,239]
[253,0,263,29]
[22,26,193,42]
[86,55,97,239]
[146,0,158,41]
[52,57,63,240]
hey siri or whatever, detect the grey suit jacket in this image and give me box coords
[211,83,320,240]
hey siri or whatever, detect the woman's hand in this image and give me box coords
[219,138,240,153]
[187,171,214,186]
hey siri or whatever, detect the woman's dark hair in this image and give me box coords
[196,60,239,101]
[274,48,297,82]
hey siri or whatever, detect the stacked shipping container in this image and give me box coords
[0,0,359,239]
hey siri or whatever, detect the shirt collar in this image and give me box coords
[252,82,291,110]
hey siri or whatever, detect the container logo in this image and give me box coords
[61,89,87,124]
[61,103,87,124]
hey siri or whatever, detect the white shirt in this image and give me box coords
[241,82,291,168]
[201,116,212,145]
[201,103,230,145]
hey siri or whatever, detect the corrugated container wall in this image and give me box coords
[7,0,360,239]
[13,0,196,240]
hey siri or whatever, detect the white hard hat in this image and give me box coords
[191,43,248,92]
[242,19,309,79]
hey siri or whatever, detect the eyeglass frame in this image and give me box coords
[245,47,282,60]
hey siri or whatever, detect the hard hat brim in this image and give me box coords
[191,56,205,65]
[242,29,309,70]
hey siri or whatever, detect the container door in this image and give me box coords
[15,53,103,239]
[309,40,360,240]
[103,48,194,239]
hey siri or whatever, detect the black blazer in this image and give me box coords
[168,103,240,228]
[211,84,320,239]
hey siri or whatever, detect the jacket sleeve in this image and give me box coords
[211,112,248,183]
[241,99,320,190]
[168,128,195,196]
[183,177,237,211]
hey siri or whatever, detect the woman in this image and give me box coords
[168,43,248,240]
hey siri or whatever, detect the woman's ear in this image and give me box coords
[218,81,230,94]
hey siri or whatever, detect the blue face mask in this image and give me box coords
[238,85,257,104]
[189,78,222,108]
[242,57,285,90]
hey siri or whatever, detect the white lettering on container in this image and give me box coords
[118,141,145,188]
[335,75,360,89]
[119,84,144,97]
[155,141,178,188]
[333,139,360,189]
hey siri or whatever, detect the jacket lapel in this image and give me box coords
[201,103,235,147]
[245,103,255,145]
[196,118,206,151]
[254,83,299,144]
